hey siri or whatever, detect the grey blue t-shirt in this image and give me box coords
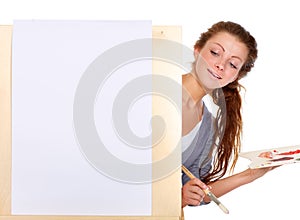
[182,104,215,185]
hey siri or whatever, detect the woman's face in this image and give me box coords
[194,32,248,91]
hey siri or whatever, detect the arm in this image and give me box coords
[203,166,275,203]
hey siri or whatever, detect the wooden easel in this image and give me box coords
[0,24,184,220]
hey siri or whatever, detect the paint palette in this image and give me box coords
[239,144,300,169]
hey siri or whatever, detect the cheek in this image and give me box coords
[200,51,211,62]
[231,71,239,80]
[224,70,239,83]
[197,52,213,68]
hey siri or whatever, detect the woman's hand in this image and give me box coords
[245,166,278,183]
[182,178,209,208]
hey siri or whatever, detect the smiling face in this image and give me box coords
[194,32,249,91]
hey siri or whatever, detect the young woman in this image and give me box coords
[181,21,275,207]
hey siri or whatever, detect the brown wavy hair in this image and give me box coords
[194,21,258,183]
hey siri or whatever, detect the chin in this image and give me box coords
[204,82,222,91]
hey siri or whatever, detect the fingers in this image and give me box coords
[182,178,208,207]
[182,188,205,206]
[189,178,209,191]
[189,185,205,197]
[183,193,205,206]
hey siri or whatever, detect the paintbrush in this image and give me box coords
[181,165,229,214]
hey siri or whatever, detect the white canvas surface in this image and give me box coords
[12,20,152,215]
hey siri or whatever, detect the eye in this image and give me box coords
[210,50,219,56]
[230,62,237,69]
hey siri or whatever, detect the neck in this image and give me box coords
[182,73,207,104]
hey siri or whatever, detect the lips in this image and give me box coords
[208,69,222,79]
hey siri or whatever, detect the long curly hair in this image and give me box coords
[194,21,258,183]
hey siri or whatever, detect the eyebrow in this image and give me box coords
[211,42,244,62]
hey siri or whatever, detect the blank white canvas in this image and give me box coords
[11,20,152,215]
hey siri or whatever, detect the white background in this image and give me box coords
[1,0,300,219]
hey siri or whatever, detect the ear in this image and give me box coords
[194,48,200,59]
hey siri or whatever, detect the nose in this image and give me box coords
[215,61,224,71]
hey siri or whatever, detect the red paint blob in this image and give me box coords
[278,149,300,155]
